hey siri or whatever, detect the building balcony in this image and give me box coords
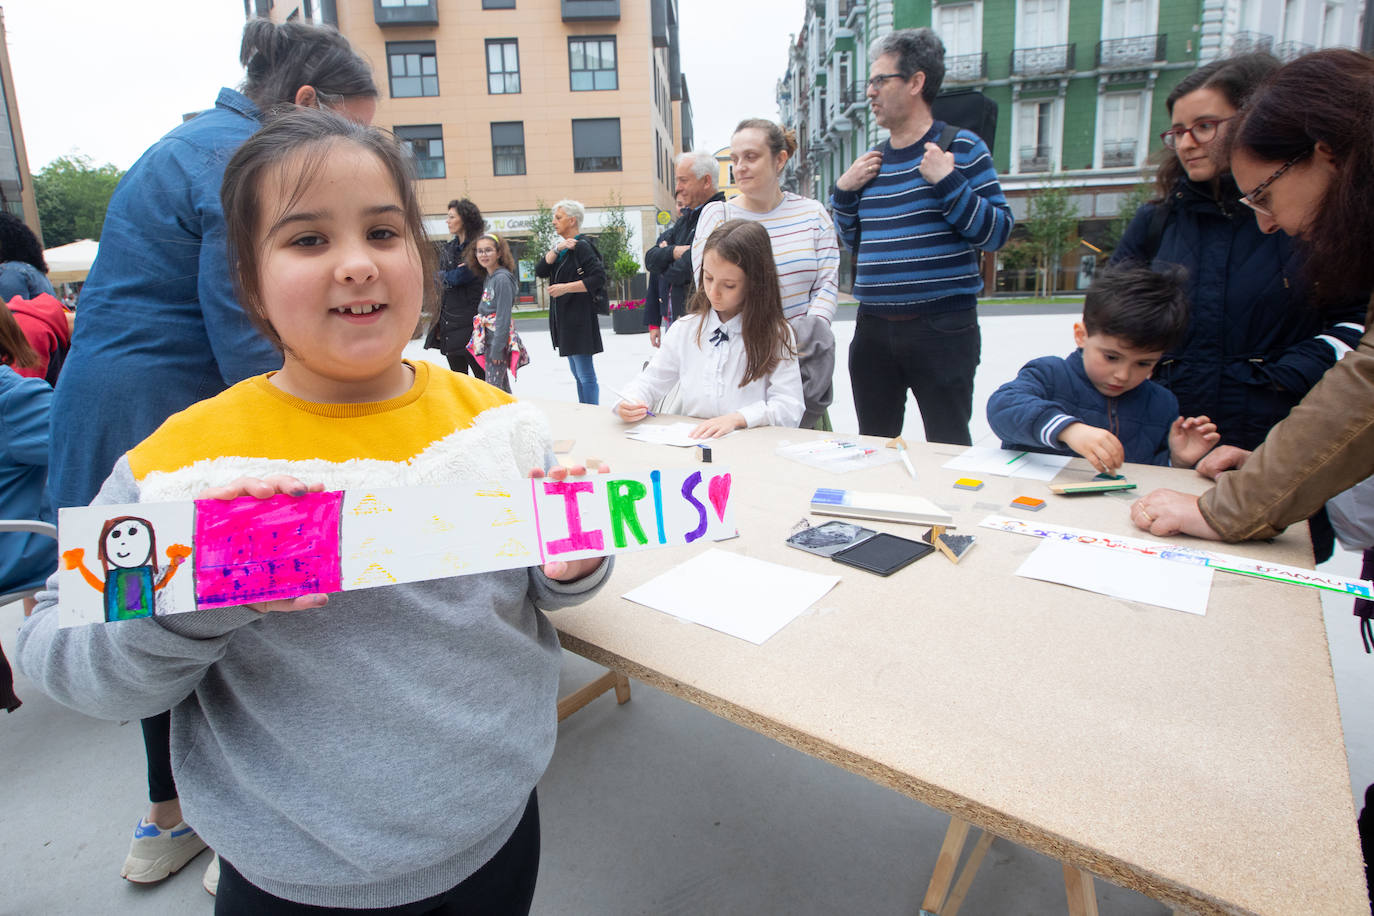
[1275,39,1314,61]
[1019,145,1052,172]
[844,0,866,28]
[945,52,987,83]
[1011,44,1076,76]
[839,81,867,114]
[373,0,437,27]
[1229,31,1274,55]
[1095,34,1165,69]
[1102,139,1137,167]
[562,0,620,22]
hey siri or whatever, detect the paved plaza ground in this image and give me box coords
[4,305,1370,914]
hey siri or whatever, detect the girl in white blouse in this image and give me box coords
[614,219,804,438]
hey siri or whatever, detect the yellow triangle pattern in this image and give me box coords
[495,538,530,558]
[351,494,392,516]
[491,507,522,527]
[352,562,397,587]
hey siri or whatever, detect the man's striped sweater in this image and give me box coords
[830,121,1013,315]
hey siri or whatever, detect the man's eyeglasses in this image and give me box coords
[1159,117,1233,149]
[1238,150,1312,217]
[866,72,907,90]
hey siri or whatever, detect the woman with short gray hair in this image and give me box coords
[535,200,606,403]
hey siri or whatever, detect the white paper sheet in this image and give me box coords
[624,422,715,447]
[942,446,1072,481]
[622,548,840,644]
[1015,537,1212,615]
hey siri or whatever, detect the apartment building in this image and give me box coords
[0,9,40,233]
[253,0,690,291]
[777,0,1363,291]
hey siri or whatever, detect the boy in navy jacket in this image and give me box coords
[988,266,1219,475]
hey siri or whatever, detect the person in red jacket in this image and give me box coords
[6,292,72,384]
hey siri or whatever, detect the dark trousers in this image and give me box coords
[142,711,177,804]
[849,309,981,445]
[215,791,540,915]
[445,349,485,381]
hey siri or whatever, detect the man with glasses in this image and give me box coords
[831,28,1013,445]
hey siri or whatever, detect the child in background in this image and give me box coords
[987,265,1220,474]
[17,109,610,911]
[465,232,524,394]
[614,219,804,438]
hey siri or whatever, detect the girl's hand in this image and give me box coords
[616,400,650,423]
[197,476,331,614]
[529,463,611,582]
[1130,489,1222,540]
[1168,415,1221,469]
[690,413,746,439]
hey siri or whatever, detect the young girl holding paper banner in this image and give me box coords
[614,219,804,438]
[17,109,610,912]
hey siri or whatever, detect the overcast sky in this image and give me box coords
[6,0,803,173]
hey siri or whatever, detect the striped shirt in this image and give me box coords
[831,122,1013,315]
[691,192,840,322]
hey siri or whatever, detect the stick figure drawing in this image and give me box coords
[62,517,192,622]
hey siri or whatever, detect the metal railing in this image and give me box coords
[1095,34,1166,68]
[1229,31,1274,55]
[1019,145,1052,172]
[839,80,867,112]
[1274,40,1314,61]
[946,52,987,82]
[1102,140,1137,167]
[1011,43,1076,76]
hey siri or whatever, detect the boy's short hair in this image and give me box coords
[1082,265,1189,354]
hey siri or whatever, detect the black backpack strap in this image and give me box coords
[936,123,960,152]
[1143,198,1173,263]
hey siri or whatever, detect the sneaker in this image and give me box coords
[202,853,220,896]
[120,818,208,884]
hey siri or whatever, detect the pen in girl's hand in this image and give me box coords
[605,385,654,417]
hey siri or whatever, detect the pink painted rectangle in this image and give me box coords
[192,492,344,610]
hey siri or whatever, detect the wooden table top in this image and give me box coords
[532,399,1366,915]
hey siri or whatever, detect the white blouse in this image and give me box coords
[614,310,803,429]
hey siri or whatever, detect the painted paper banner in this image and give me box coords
[979,514,1374,598]
[57,468,735,627]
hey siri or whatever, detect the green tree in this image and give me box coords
[596,191,639,300]
[1022,183,1079,296]
[33,154,124,248]
[527,200,557,307]
[1101,181,1156,255]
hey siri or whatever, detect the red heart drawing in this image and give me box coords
[707,473,731,522]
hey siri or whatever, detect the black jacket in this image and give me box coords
[642,191,726,326]
[426,236,484,356]
[1111,176,1367,449]
[535,236,605,357]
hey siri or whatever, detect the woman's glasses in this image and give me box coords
[1238,150,1312,217]
[1159,117,1233,149]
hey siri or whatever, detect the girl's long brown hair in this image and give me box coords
[689,219,796,386]
[1226,49,1374,301]
[0,304,38,368]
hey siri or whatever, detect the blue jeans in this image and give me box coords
[566,354,599,405]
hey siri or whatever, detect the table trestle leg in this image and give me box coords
[920,816,996,916]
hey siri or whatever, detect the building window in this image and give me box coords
[1098,92,1143,167]
[1016,98,1057,172]
[396,125,445,179]
[569,37,617,91]
[1018,0,1065,46]
[486,39,520,94]
[387,42,438,98]
[491,122,526,176]
[572,118,622,172]
[483,0,515,6]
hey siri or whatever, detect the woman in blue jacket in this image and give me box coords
[1110,53,1366,452]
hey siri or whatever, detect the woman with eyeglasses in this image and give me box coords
[1131,49,1374,545]
[1111,53,1366,465]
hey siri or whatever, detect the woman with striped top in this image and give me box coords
[692,119,839,428]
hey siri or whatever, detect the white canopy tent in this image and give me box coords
[43,238,98,284]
